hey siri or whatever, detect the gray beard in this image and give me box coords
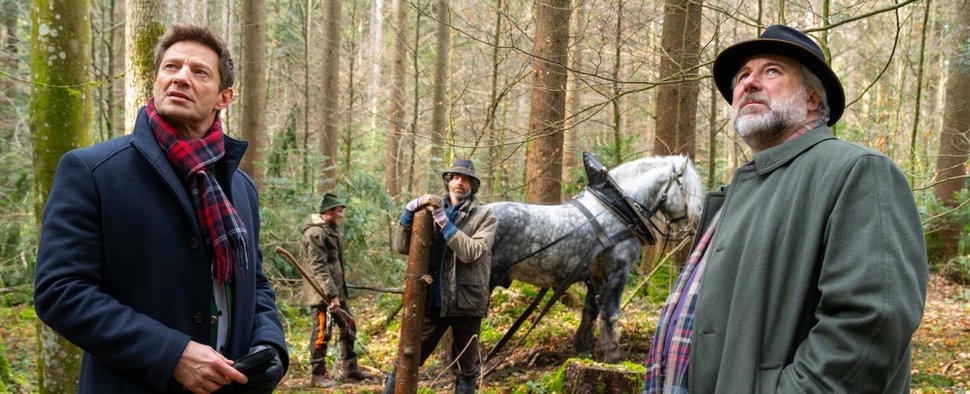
[731,89,808,149]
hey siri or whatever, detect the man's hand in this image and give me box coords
[432,207,449,229]
[234,345,285,393]
[405,194,443,212]
[173,341,247,393]
[328,297,341,310]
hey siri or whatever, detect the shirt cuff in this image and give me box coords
[400,209,414,226]
[441,222,458,240]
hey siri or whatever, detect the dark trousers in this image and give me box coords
[419,314,483,381]
[310,303,357,376]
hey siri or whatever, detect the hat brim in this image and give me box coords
[713,38,845,126]
[320,202,346,212]
[442,170,481,186]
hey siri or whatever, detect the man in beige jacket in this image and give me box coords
[385,159,498,394]
[300,193,374,387]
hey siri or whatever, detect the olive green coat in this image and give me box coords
[689,126,928,393]
[300,214,347,305]
[393,197,497,317]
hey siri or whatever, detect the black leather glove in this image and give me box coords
[233,345,285,394]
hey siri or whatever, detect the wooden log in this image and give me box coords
[395,208,435,394]
[560,358,645,394]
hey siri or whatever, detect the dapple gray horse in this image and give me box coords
[488,155,703,362]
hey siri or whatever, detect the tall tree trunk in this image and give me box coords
[240,0,267,189]
[525,0,570,204]
[0,0,19,139]
[319,0,341,193]
[932,2,970,263]
[910,0,932,184]
[386,0,408,198]
[430,0,451,174]
[707,16,720,190]
[124,0,165,132]
[301,0,313,188]
[486,0,505,196]
[221,0,235,129]
[30,0,92,390]
[93,0,119,142]
[344,0,363,173]
[653,0,701,159]
[610,0,623,166]
[369,0,384,130]
[562,0,585,184]
[407,5,422,195]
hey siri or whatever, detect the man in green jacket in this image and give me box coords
[644,25,928,393]
[301,193,374,387]
[384,159,498,394]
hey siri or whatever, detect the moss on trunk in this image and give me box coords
[29,0,92,392]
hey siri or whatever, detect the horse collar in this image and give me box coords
[582,152,658,245]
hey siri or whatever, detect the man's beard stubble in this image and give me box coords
[731,88,808,149]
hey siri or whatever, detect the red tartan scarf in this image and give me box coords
[146,98,248,284]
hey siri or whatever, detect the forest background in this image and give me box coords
[0,0,968,392]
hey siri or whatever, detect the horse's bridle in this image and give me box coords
[634,160,690,241]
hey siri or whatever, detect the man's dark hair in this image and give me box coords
[154,24,235,91]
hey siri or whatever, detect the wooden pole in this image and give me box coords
[396,208,434,394]
[274,246,329,300]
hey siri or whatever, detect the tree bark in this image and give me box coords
[386,0,408,198]
[562,0,585,183]
[407,7,422,195]
[319,0,342,193]
[301,0,312,188]
[123,0,165,133]
[932,2,970,263]
[240,0,268,189]
[653,0,702,159]
[369,0,385,131]
[910,0,932,184]
[610,0,623,165]
[30,0,92,390]
[0,0,18,139]
[525,0,570,204]
[486,0,506,197]
[344,0,363,173]
[92,0,120,142]
[430,0,451,173]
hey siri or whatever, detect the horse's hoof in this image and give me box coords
[574,337,594,353]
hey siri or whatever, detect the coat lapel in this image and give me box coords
[129,107,198,228]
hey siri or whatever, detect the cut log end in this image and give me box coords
[560,358,645,394]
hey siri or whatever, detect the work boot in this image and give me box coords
[381,368,396,394]
[341,359,377,382]
[455,377,477,394]
[310,372,339,388]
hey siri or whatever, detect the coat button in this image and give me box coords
[210,315,218,326]
[190,238,198,249]
[194,313,204,323]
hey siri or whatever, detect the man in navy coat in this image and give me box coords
[34,24,288,393]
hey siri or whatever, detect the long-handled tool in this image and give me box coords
[273,246,385,374]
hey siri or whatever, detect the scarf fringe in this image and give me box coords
[213,237,249,284]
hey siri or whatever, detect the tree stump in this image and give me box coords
[560,358,645,394]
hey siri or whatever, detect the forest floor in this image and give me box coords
[0,274,967,393]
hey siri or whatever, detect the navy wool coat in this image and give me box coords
[34,109,288,393]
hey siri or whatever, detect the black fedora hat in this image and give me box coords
[441,159,481,190]
[712,24,845,126]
